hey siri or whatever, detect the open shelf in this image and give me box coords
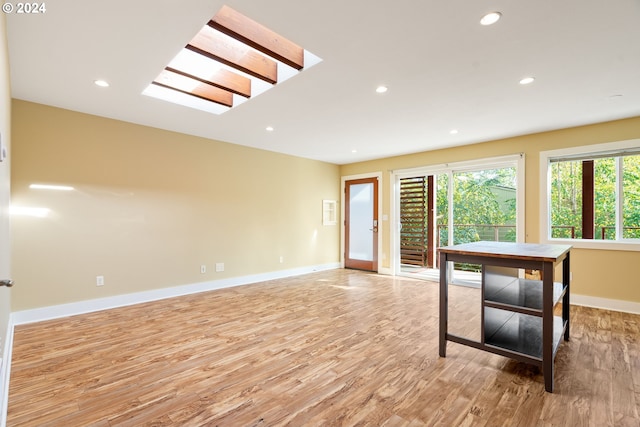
[484,307,565,359]
[484,277,565,314]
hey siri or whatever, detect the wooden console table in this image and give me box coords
[438,241,571,392]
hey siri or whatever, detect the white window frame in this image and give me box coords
[539,138,640,251]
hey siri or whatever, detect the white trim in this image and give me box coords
[10,263,339,326]
[616,157,624,240]
[1,318,14,427]
[539,138,640,251]
[572,293,640,315]
[391,154,523,178]
[341,172,383,272]
[536,236,640,251]
[378,267,392,275]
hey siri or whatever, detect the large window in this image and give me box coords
[541,139,640,250]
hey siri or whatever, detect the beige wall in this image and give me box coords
[9,97,640,309]
[340,116,640,303]
[11,100,340,311]
[0,14,11,356]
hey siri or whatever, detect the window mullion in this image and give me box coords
[447,171,454,246]
[616,157,624,240]
[582,160,595,239]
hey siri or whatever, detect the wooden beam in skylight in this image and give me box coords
[166,66,251,98]
[209,5,305,71]
[187,26,278,85]
[152,69,233,107]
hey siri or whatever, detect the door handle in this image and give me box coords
[0,280,14,287]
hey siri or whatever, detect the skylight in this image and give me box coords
[143,5,321,114]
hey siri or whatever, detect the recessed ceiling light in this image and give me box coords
[519,77,535,85]
[266,126,274,132]
[94,79,110,88]
[450,129,459,135]
[480,12,502,26]
[351,149,358,153]
[376,86,388,94]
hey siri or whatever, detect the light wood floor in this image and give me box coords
[7,269,640,426]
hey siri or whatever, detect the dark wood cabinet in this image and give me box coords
[438,241,571,392]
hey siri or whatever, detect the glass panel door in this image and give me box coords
[398,163,518,286]
[449,167,517,285]
[345,178,378,271]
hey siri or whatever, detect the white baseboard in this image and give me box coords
[11,270,632,326]
[377,267,393,275]
[10,263,340,326]
[572,293,640,315]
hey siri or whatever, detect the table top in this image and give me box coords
[438,241,572,263]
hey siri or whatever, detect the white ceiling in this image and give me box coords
[6,0,640,165]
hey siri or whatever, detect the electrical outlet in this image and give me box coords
[96,276,104,286]
[279,256,284,263]
[215,262,224,272]
[200,265,206,274]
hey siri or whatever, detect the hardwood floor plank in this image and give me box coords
[7,270,640,426]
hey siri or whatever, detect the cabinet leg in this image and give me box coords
[543,261,554,392]
[439,253,448,357]
[544,362,554,392]
[563,253,570,341]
